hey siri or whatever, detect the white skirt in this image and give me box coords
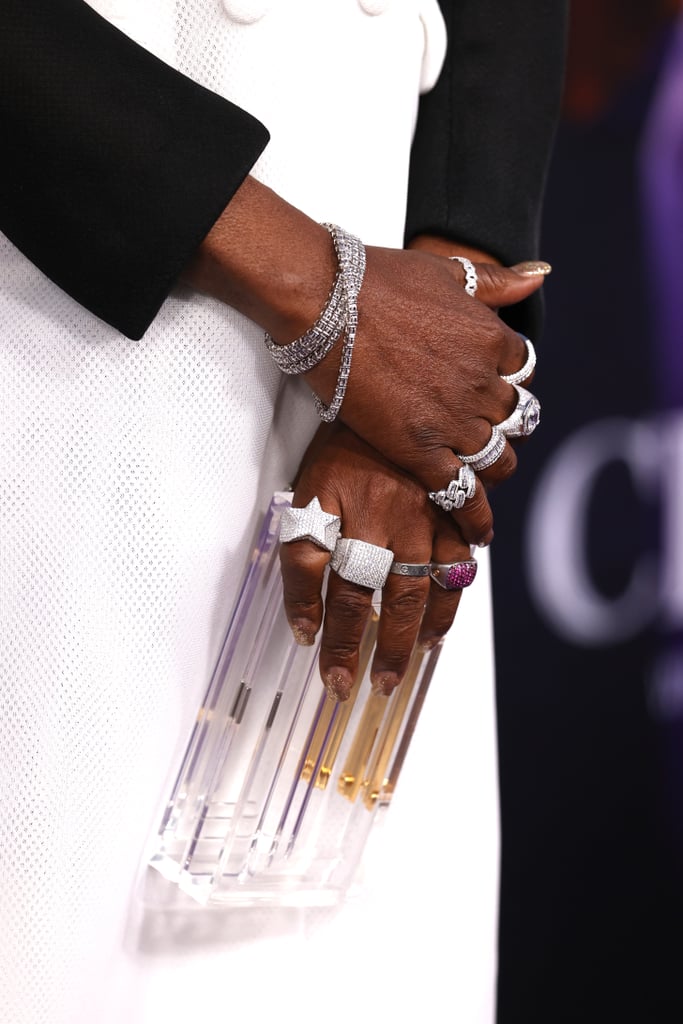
[0,3,499,1022]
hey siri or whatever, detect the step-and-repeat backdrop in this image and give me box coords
[492,3,683,1021]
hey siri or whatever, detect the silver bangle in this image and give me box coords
[263,224,348,376]
[314,224,366,422]
[264,269,346,375]
[263,224,366,424]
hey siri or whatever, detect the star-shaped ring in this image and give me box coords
[279,497,342,553]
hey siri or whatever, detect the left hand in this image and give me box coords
[279,422,474,701]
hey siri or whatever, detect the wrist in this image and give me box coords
[182,176,337,343]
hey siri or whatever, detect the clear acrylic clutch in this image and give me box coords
[148,492,442,908]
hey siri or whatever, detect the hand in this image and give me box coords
[185,178,547,544]
[279,423,474,701]
[304,242,543,546]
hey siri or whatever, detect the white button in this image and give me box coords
[358,0,395,14]
[221,0,271,24]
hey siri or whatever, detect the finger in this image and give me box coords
[499,333,537,387]
[279,540,330,646]
[318,571,376,701]
[370,573,432,696]
[497,326,529,381]
[419,528,473,649]
[476,440,518,489]
[423,447,494,545]
[457,395,521,490]
[452,261,551,309]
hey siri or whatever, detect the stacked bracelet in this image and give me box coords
[264,223,366,422]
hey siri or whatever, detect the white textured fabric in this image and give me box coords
[0,4,499,1023]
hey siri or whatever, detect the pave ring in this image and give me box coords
[280,497,341,553]
[449,255,478,297]
[389,561,432,577]
[329,537,395,590]
[501,336,536,386]
[428,465,477,512]
[457,426,507,473]
[495,384,541,438]
[430,559,478,591]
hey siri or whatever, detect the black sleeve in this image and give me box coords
[0,0,269,339]
[405,0,568,336]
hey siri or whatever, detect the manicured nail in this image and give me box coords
[371,672,399,697]
[291,619,315,646]
[418,636,442,653]
[512,260,552,276]
[324,667,352,702]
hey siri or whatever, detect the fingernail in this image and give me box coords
[478,530,494,548]
[371,671,399,697]
[324,667,352,702]
[512,260,552,276]
[291,619,315,646]
[418,636,442,653]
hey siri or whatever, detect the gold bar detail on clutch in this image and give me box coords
[313,613,379,789]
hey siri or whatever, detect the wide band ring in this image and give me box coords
[329,537,395,590]
[449,255,478,297]
[495,384,541,438]
[389,561,432,577]
[279,497,341,553]
[428,465,477,512]
[430,560,478,591]
[457,426,507,473]
[501,336,537,386]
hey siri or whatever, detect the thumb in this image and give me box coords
[471,260,552,309]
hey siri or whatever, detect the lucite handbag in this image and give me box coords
[148,492,442,908]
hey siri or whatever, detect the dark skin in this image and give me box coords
[280,421,471,701]
[184,175,546,698]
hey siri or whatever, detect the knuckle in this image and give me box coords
[321,622,368,663]
[483,446,517,483]
[323,587,373,644]
[473,264,498,294]
[430,592,461,626]
[286,596,321,619]
[458,489,493,542]
[322,637,362,662]
[279,543,325,574]
[421,602,460,643]
[375,647,410,674]
[385,584,429,621]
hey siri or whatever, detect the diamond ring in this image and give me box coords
[456,427,507,473]
[501,336,537,386]
[389,561,432,577]
[428,465,477,512]
[279,497,341,553]
[430,560,478,591]
[329,537,395,590]
[495,384,541,438]
[449,255,478,297]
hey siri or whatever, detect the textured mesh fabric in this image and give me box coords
[0,4,499,1023]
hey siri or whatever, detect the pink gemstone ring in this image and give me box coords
[430,559,478,591]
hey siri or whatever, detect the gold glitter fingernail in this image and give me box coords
[512,260,552,276]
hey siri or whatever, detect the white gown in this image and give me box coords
[0,3,500,1021]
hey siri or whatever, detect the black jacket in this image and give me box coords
[0,0,567,340]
